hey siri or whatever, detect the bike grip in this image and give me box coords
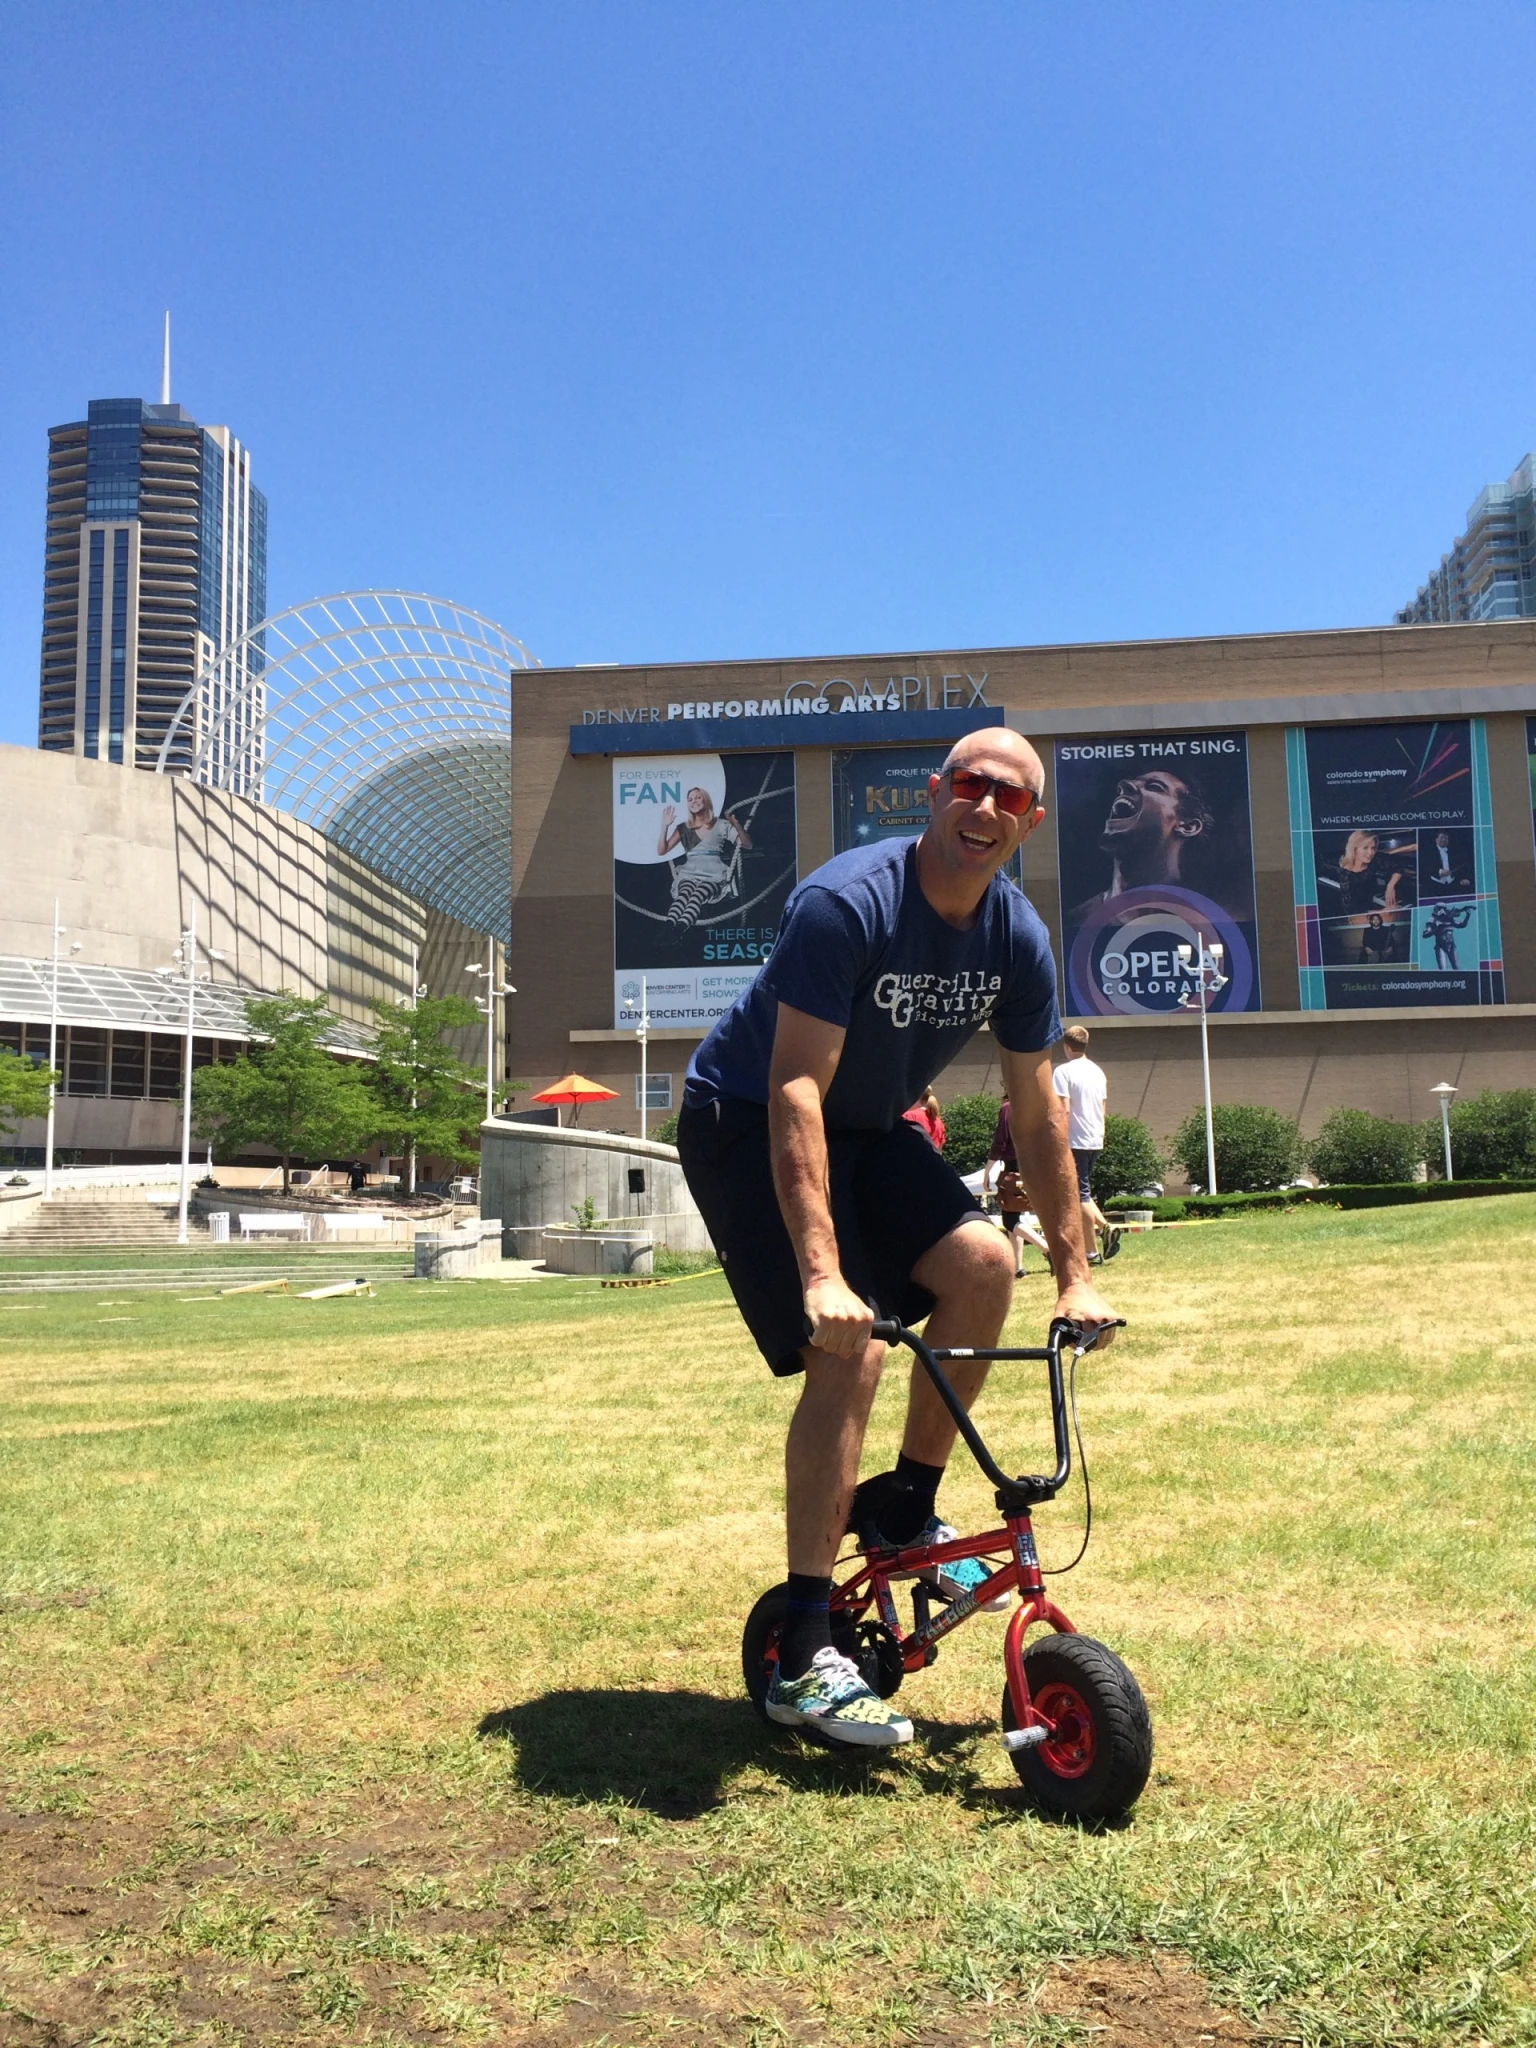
[869,1318,904,1343]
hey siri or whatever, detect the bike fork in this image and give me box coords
[1001,1511,1077,1743]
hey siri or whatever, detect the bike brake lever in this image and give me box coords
[1050,1315,1128,1356]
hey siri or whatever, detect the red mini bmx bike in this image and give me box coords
[742,1317,1153,1824]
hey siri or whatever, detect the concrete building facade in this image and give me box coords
[509,621,1536,1154]
[0,743,502,1164]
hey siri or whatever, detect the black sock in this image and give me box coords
[882,1454,946,1543]
[778,1573,833,1680]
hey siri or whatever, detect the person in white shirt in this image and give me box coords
[1052,1025,1118,1261]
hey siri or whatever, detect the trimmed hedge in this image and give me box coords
[1102,1195,1189,1222]
[1105,1180,1536,1221]
[1168,1102,1302,1192]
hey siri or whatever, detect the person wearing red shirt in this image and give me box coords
[902,1087,946,1151]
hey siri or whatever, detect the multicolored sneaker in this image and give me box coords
[920,1519,1011,1611]
[766,1647,914,1748]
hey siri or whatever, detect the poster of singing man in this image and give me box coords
[1054,732,1262,1017]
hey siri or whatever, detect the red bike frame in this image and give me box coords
[822,1317,1108,1737]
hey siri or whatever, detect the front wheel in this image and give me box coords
[1002,1633,1152,1823]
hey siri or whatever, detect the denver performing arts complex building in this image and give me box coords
[4,604,1535,1165]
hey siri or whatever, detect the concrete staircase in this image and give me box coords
[0,1193,203,1253]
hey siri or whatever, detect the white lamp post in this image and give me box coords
[465,947,515,1122]
[402,942,428,1195]
[43,898,81,1197]
[159,909,223,1245]
[1430,1081,1458,1182]
[1177,935,1228,1196]
[622,977,650,1141]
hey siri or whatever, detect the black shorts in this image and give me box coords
[677,1098,984,1375]
[1071,1148,1100,1201]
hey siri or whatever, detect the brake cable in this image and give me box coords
[1041,1343,1092,1576]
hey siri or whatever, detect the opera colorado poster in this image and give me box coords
[1054,732,1262,1017]
[612,752,797,1030]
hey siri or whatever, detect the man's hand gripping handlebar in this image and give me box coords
[803,1274,879,1359]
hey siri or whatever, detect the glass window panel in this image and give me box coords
[110,1033,146,1099]
[65,1028,107,1097]
[148,1035,183,1099]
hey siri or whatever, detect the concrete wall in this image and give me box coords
[478,1120,711,1253]
[1,742,424,1020]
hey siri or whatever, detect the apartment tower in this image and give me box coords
[36,318,268,790]
[1396,452,1536,625]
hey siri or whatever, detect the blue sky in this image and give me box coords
[1,3,1533,747]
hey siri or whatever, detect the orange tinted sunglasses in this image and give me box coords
[946,767,1038,816]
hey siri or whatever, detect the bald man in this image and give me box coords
[679,727,1117,1749]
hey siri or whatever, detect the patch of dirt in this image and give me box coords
[1039,1955,1256,2045]
[0,1587,107,1614]
[0,1788,1260,2048]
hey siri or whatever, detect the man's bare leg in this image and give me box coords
[900,1218,1015,1466]
[784,1339,885,1576]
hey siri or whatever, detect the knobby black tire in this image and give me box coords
[1002,1633,1153,1823]
[741,1583,789,1723]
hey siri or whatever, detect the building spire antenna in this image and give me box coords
[160,310,171,405]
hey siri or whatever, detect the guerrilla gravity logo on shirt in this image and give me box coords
[873,970,1003,1029]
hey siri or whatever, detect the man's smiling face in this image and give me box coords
[925,731,1045,881]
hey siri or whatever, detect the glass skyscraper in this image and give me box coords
[1396,453,1535,625]
[37,395,267,789]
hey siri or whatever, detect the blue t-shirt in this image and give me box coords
[685,840,1061,1131]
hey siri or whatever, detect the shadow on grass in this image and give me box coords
[478,1689,1001,1819]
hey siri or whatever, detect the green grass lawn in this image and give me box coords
[1,1202,1534,2046]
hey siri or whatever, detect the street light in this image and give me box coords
[1176,935,1227,1196]
[43,897,81,1197]
[399,942,429,1195]
[1430,1081,1458,1182]
[622,977,650,1141]
[158,908,224,1245]
[465,948,515,1122]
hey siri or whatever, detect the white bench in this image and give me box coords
[321,1212,392,1237]
[239,1212,310,1240]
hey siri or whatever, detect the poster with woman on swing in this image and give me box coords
[611,751,798,1030]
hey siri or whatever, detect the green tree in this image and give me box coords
[1170,1102,1301,1192]
[369,995,484,1185]
[1092,1115,1164,1199]
[193,994,379,1193]
[1432,1088,1536,1180]
[649,1109,681,1147]
[0,1048,57,1138]
[1309,1108,1422,1186]
[940,1092,1004,1175]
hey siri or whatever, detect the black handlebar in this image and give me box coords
[867,1315,1123,1510]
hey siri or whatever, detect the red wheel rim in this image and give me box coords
[1032,1680,1096,1778]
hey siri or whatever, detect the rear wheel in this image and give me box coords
[1002,1633,1152,1823]
[742,1584,788,1723]
[741,1588,903,1722]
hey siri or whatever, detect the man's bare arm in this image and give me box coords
[767,1002,874,1359]
[1000,1043,1119,1340]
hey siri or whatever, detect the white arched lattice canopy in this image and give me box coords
[155,591,538,941]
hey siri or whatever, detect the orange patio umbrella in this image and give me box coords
[530,1071,621,1126]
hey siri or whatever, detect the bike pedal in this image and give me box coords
[1001,1725,1048,1753]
